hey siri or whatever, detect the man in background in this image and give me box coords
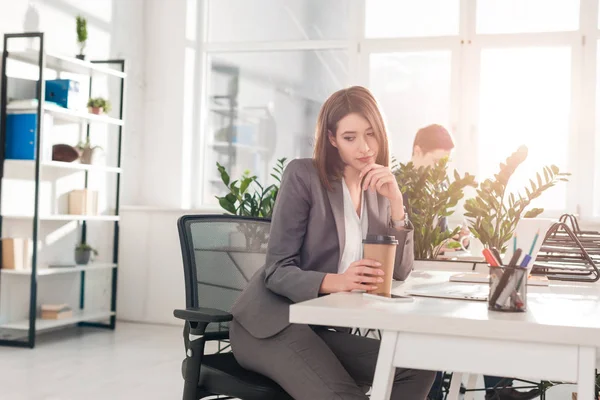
[411,125,540,400]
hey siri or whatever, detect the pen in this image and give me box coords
[483,249,499,266]
[529,229,540,256]
[490,247,502,266]
[491,249,522,306]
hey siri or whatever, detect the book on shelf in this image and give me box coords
[1,238,32,270]
[40,304,73,320]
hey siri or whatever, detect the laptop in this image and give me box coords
[406,283,489,302]
[412,218,557,300]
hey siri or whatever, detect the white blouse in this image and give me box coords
[337,178,369,274]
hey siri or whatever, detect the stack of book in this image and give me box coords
[40,304,73,320]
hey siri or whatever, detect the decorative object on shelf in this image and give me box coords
[41,304,73,320]
[87,97,111,115]
[464,146,570,252]
[76,137,102,164]
[68,189,99,215]
[394,157,477,260]
[75,15,87,60]
[1,238,32,270]
[75,243,98,265]
[52,143,79,162]
[45,79,81,109]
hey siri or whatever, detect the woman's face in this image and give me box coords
[328,113,379,173]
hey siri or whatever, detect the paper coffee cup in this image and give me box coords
[363,234,398,295]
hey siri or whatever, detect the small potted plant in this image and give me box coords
[75,243,98,265]
[76,137,103,164]
[87,97,111,115]
[75,15,87,60]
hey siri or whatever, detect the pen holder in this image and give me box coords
[488,266,527,312]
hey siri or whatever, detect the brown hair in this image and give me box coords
[412,124,455,155]
[313,86,390,190]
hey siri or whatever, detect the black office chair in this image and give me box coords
[174,215,291,400]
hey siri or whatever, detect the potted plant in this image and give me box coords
[216,158,287,250]
[394,157,477,259]
[76,137,102,165]
[75,243,98,265]
[464,145,570,252]
[75,15,87,60]
[87,97,111,115]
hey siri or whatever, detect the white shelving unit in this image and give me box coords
[1,263,117,276]
[0,32,125,348]
[1,214,120,222]
[0,310,116,331]
[210,141,269,153]
[5,159,122,174]
[8,50,126,79]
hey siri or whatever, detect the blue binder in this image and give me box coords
[5,112,37,160]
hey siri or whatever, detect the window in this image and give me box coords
[207,0,350,42]
[203,50,348,204]
[369,51,453,162]
[195,0,600,222]
[365,0,460,38]
[477,47,572,211]
[476,0,580,34]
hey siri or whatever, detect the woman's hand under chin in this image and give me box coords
[359,163,406,221]
[359,163,403,202]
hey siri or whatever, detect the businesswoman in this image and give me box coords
[230,86,435,399]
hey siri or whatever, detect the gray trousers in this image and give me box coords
[230,320,435,400]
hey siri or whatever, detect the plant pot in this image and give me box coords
[76,54,85,60]
[88,106,103,115]
[75,249,91,265]
[79,147,95,164]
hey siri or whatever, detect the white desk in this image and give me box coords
[289,271,600,400]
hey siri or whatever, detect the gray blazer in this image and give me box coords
[231,158,414,339]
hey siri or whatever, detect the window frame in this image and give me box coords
[193,0,600,226]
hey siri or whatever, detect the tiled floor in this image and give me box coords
[0,321,579,400]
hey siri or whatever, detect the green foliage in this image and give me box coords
[464,146,570,252]
[87,97,112,113]
[76,15,87,53]
[396,157,477,259]
[216,158,287,218]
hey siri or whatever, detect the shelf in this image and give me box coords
[1,263,117,276]
[7,50,126,79]
[1,214,120,222]
[210,141,269,153]
[8,103,124,126]
[0,310,115,331]
[4,159,122,174]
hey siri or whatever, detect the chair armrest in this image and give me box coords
[173,307,233,324]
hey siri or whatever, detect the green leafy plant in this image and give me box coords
[216,157,287,218]
[87,97,111,113]
[464,146,570,252]
[76,242,98,256]
[76,15,87,57]
[395,157,477,259]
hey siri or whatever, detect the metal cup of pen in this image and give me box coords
[488,265,527,312]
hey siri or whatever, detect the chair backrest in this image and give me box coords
[177,215,270,331]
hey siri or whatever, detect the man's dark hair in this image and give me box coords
[412,124,455,155]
